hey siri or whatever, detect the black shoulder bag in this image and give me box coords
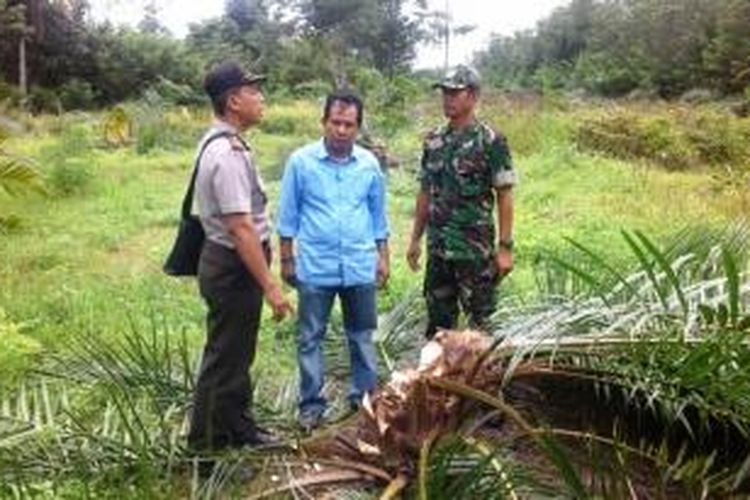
[163,132,231,276]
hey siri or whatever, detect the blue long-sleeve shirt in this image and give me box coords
[276,140,389,287]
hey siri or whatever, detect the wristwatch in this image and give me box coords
[498,238,514,251]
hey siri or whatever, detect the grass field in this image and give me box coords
[2,95,747,386]
[1,94,748,496]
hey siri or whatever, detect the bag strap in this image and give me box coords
[180,131,234,219]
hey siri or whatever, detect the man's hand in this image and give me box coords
[376,256,390,288]
[280,257,296,287]
[406,239,422,272]
[495,247,513,279]
[264,283,293,321]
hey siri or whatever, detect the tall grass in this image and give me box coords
[576,104,750,170]
[1,95,750,496]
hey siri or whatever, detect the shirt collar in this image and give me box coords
[445,119,479,138]
[314,138,361,164]
[211,119,239,135]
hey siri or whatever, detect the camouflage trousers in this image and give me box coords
[423,254,499,339]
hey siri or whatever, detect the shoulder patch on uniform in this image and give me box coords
[229,135,246,151]
[477,122,495,141]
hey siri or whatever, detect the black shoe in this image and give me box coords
[193,457,217,479]
[298,411,323,433]
[235,427,283,448]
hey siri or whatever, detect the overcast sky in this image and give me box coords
[89,0,571,69]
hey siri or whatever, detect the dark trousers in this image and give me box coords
[187,239,269,451]
[423,254,499,339]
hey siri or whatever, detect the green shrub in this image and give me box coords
[136,120,160,154]
[685,110,750,166]
[572,52,644,97]
[259,100,320,138]
[41,123,95,195]
[58,79,97,110]
[290,80,332,98]
[576,106,750,170]
[149,76,204,106]
[259,111,298,135]
[27,86,62,115]
[49,157,92,196]
[0,309,41,387]
[368,75,422,139]
[131,92,204,154]
[638,115,695,168]
[532,62,574,91]
[133,90,165,155]
[0,79,21,107]
[576,109,696,169]
[100,105,133,147]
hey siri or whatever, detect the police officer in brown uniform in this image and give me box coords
[188,62,292,452]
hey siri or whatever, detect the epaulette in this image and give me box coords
[229,135,247,151]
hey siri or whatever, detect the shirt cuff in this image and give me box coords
[493,170,517,188]
[218,203,251,214]
[277,227,297,238]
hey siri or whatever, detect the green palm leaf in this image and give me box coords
[634,230,689,317]
[721,247,741,327]
[0,160,46,198]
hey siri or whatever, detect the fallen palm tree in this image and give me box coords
[240,226,750,498]
[243,326,749,499]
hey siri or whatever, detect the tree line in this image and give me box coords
[0,0,444,111]
[474,0,750,98]
[3,0,750,111]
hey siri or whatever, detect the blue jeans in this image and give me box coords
[296,281,378,418]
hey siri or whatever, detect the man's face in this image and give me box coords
[322,102,360,152]
[442,87,477,121]
[229,83,265,127]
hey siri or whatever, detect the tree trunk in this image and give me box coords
[18,35,27,96]
[443,0,450,72]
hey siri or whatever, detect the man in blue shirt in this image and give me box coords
[276,92,390,431]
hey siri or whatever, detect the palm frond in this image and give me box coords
[0,321,197,489]
[375,287,426,371]
[39,320,195,413]
[0,159,46,197]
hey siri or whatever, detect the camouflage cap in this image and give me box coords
[433,65,481,91]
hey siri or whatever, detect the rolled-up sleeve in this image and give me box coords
[489,133,517,188]
[368,167,389,241]
[212,149,252,214]
[276,154,301,238]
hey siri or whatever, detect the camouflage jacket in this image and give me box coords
[419,120,515,261]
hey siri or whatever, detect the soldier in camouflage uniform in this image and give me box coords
[407,66,516,338]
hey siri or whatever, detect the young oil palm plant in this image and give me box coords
[0,118,46,232]
[3,225,750,498]
[236,224,750,498]
[0,317,196,497]
[0,155,44,198]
